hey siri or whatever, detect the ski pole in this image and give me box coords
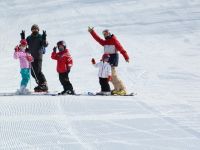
[31,64,39,84]
[29,68,31,90]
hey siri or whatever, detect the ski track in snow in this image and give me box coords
[0,0,200,149]
[0,96,200,149]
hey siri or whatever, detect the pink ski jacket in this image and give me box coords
[14,51,33,69]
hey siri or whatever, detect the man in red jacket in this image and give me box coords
[51,41,74,95]
[88,27,130,95]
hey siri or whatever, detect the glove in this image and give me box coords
[53,46,57,52]
[88,26,94,33]
[91,58,96,64]
[126,58,129,63]
[27,55,33,62]
[20,30,25,39]
[42,30,47,41]
[14,46,19,52]
[67,66,71,73]
[108,75,112,82]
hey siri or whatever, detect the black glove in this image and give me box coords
[20,30,25,39]
[42,30,47,41]
[53,46,57,52]
[67,68,71,74]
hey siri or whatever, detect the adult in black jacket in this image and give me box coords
[21,24,48,92]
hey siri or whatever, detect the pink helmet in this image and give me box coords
[20,39,27,46]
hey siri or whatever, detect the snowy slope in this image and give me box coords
[0,0,200,149]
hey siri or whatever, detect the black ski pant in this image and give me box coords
[99,77,111,92]
[31,59,47,85]
[59,72,73,92]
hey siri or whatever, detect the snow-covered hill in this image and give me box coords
[0,0,200,149]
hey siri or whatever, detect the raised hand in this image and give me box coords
[42,30,47,41]
[14,46,19,52]
[91,58,96,64]
[88,26,94,33]
[20,30,25,39]
[126,58,129,63]
[53,46,57,52]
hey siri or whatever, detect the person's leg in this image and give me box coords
[31,60,39,84]
[32,59,48,91]
[99,77,104,92]
[59,73,65,92]
[36,59,47,85]
[59,72,74,94]
[20,68,30,88]
[97,78,111,95]
[19,68,30,94]
[101,78,110,92]
[111,67,126,91]
[31,59,47,84]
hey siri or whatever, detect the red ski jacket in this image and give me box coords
[51,49,73,73]
[90,30,129,61]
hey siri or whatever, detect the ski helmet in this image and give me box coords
[31,24,39,31]
[102,53,110,60]
[57,40,66,49]
[20,39,27,46]
[102,29,110,34]
[102,29,112,39]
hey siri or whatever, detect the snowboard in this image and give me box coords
[87,92,136,96]
[0,91,136,97]
[0,91,57,97]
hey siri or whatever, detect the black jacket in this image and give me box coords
[26,33,48,60]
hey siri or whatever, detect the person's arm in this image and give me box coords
[88,27,105,46]
[51,47,58,60]
[26,36,30,47]
[65,51,73,71]
[13,46,20,59]
[93,62,101,68]
[114,37,129,62]
[42,31,48,47]
[51,52,58,60]
[20,30,25,40]
[26,53,34,62]
[91,58,101,68]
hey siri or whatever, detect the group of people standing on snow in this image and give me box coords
[14,24,130,96]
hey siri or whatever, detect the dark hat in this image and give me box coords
[31,24,39,31]
[102,29,111,35]
[57,40,66,49]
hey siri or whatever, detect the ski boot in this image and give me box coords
[58,90,75,95]
[102,92,111,96]
[34,83,48,92]
[16,86,31,95]
[111,90,118,95]
[116,90,126,96]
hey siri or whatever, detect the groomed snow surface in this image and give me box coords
[0,0,200,149]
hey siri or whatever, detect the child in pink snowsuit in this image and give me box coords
[14,39,33,94]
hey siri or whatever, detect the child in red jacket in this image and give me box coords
[51,41,74,95]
